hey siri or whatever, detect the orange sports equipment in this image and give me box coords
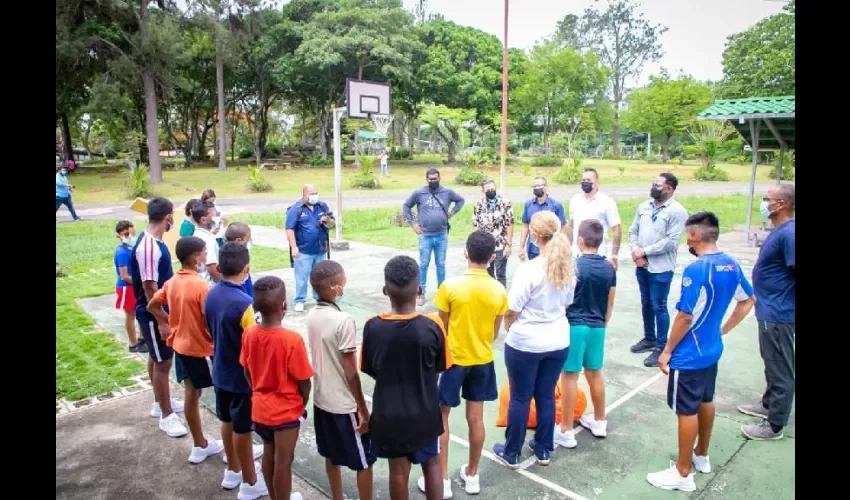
[495,380,587,428]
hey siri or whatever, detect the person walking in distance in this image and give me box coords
[564,168,622,269]
[739,184,795,441]
[472,180,514,288]
[518,177,566,262]
[403,169,465,306]
[286,184,335,312]
[628,173,688,367]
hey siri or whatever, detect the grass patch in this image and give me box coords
[55,220,290,401]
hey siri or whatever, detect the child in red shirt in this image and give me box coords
[240,276,314,500]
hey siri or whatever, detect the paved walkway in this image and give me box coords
[58,182,776,222]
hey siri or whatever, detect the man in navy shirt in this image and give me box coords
[519,177,566,261]
[286,184,335,312]
[647,212,755,493]
[739,184,795,441]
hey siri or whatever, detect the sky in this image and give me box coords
[403,0,787,86]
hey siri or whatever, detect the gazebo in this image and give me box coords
[357,129,388,154]
[697,95,795,244]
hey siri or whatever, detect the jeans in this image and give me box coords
[418,233,448,294]
[635,267,674,350]
[503,344,569,458]
[759,321,795,428]
[380,163,389,176]
[488,250,508,288]
[293,252,326,304]
[56,196,79,220]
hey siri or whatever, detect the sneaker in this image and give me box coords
[417,294,426,307]
[527,439,551,465]
[158,412,188,438]
[553,426,577,449]
[492,443,521,470]
[289,494,303,500]
[223,444,264,464]
[237,472,269,500]
[742,421,784,441]
[737,401,769,419]
[579,415,608,438]
[129,342,149,353]
[643,349,661,367]
[150,399,185,418]
[646,462,696,492]
[416,476,453,499]
[630,338,656,353]
[222,469,243,490]
[692,451,711,473]
[459,464,480,495]
[189,438,225,464]
[294,302,305,313]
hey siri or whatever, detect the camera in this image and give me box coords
[319,211,335,232]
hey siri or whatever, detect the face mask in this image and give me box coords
[333,285,345,301]
[688,245,698,257]
[60,170,68,176]
[122,236,137,247]
[166,221,173,232]
[533,187,545,198]
[650,187,663,200]
[485,190,497,200]
[308,194,319,205]
[196,263,206,274]
[428,180,440,191]
[759,200,772,218]
[581,182,593,193]
[246,240,253,251]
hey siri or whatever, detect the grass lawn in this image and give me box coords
[232,193,761,250]
[68,156,776,204]
[55,220,291,402]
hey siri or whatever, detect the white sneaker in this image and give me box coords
[646,462,696,492]
[222,469,243,490]
[579,414,608,438]
[693,452,711,473]
[237,472,269,500]
[417,294,426,307]
[150,399,185,418]
[294,302,305,313]
[289,494,303,500]
[158,412,188,437]
[224,444,264,464]
[189,438,225,464]
[553,426,578,449]
[417,476,453,499]
[459,464,480,495]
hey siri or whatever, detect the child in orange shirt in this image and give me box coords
[240,276,314,500]
[148,236,223,464]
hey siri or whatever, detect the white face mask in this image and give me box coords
[246,240,253,251]
[122,235,137,247]
[308,194,319,205]
[196,263,206,274]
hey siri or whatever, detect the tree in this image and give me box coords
[577,0,667,156]
[716,0,795,98]
[553,14,581,48]
[419,104,475,162]
[623,72,712,161]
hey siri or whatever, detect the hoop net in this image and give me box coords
[371,114,394,138]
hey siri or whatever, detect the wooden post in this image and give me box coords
[745,120,761,245]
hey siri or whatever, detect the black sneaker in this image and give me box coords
[630,338,656,353]
[643,349,661,367]
[129,342,149,354]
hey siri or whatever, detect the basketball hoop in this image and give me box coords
[371,113,393,138]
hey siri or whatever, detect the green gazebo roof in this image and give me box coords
[697,96,795,150]
[358,129,387,140]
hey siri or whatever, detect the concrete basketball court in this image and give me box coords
[76,229,794,500]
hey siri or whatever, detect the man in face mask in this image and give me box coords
[519,177,566,262]
[738,184,795,441]
[286,184,335,312]
[472,179,514,287]
[627,173,689,367]
[403,168,466,306]
[56,166,82,221]
[565,168,622,269]
[190,202,222,284]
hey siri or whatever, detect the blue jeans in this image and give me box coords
[294,252,326,304]
[56,196,79,220]
[380,163,389,176]
[503,344,569,458]
[418,233,448,294]
[635,267,674,349]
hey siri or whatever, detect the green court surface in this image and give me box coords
[80,239,794,500]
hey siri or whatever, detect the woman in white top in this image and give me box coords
[493,210,576,469]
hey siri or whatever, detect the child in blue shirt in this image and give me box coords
[114,220,147,353]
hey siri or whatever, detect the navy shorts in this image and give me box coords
[138,317,173,363]
[253,412,307,444]
[667,363,718,416]
[175,353,213,389]
[373,439,439,465]
[215,388,253,434]
[438,362,498,407]
[314,405,376,471]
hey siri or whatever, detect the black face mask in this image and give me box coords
[650,186,664,200]
[581,182,593,193]
[533,187,545,198]
[428,180,440,191]
[688,246,698,257]
[485,190,497,200]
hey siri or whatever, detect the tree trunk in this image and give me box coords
[140,0,162,183]
[448,129,459,163]
[661,133,671,163]
[611,117,621,157]
[59,112,75,163]
[354,128,361,165]
[319,109,329,158]
[408,120,416,151]
[253,108,262,167]
[216,53,227,170]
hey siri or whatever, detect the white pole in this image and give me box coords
[745,119,760,245]
[647,133,651,157]
[333,107,345,242]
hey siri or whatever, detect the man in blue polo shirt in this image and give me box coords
[739,184,795,441]
[647,212,755,493]
[286,184,335,312]
[519,177,566,261]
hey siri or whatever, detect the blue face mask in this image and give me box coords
[759,200,772,218]
[122,236,137,247]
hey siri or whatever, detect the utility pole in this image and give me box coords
[499,0,509,193]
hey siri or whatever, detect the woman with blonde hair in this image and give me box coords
[493,210,577,469]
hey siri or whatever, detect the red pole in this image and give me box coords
[499,0,509,193]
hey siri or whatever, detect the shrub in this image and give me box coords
[390,147,412,160]
[237,146,254,159]
[671,157,682,166]
[645,155,658,164]
[247,165,273,192]
[768,151,795,181]
[521,163,532,176]
[104,148,117,159]
[116,152,130,160]
[455,166,487,186]
[263,141,282,157]
[351,156,381,189]
[694,166,730,182]
[616,166,626,177]
[83,156,108,166]
[603,152,624,160]
[531,155,563,167]
[554,165,582,184]
[127,164,152,198]
[305,154,333,166]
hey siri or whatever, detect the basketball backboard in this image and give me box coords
[346,78,391,119]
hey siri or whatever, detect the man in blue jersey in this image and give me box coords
[129,197,187,438]
[647,212,755,493]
